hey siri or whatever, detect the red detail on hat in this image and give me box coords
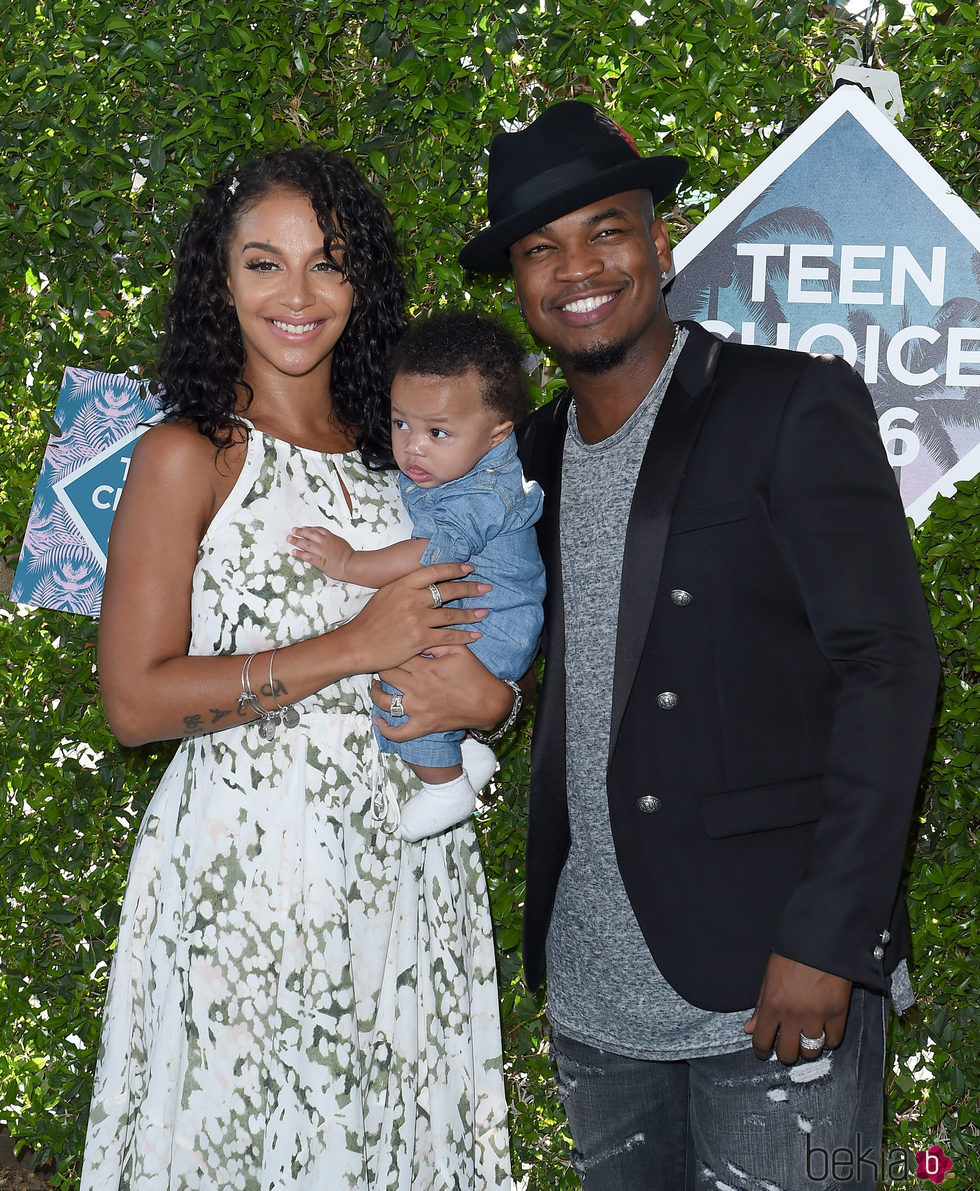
[612,122,640,156]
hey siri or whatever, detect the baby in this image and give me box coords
[289,312,545,842]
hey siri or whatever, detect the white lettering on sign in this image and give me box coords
[736,243,788,302]
[788,244,834,304]
[887,327,940,386]
[90,455,132,512]
[878,407,921,467]
[705,322,979,390]
[891,246,946,306]
[734,243,947,306]
[840,245,886,305]
[947,329,980,386]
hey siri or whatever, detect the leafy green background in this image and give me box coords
[2,1,978,1186]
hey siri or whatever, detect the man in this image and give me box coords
[458,100,939,1189]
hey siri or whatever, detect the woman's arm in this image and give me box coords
[98,425,489,747]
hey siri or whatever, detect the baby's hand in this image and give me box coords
[288,525,355,580]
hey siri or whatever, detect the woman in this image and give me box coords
[82,147,513,1190]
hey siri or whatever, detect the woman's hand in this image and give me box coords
[373,645,517,740]
[332,564,491,677]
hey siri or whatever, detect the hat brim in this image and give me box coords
[459,157,688,274]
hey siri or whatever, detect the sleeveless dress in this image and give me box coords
[80,428,512,1191]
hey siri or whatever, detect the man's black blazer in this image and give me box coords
[517,321,939,1011]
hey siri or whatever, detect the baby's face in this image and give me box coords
[390,368,512,488]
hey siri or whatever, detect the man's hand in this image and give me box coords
[288,524,355,580]
[743,953,852,1063]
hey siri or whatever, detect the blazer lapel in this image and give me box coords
[518,389,569,645]
[518,393,571,785]
[608,324,722,756]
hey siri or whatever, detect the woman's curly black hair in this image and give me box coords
[156,147,405,468]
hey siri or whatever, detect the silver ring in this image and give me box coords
[799,1031,826,1051]
[427,583,443,609]
[389,693,405,718]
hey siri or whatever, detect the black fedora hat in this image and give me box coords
[459,100,687,274]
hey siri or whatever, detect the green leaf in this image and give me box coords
[147,137,166,174]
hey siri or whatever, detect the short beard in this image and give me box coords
[565,338,629,375]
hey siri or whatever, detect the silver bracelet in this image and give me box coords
[269,647,300,728]
[237,653,265,718]
[237,651,295,740]
[469,677,523,745]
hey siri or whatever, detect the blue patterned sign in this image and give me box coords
[668,86,980,525]
[12,368,161,616]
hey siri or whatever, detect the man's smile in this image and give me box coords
[553,289,622,326]
[558,293,617,315]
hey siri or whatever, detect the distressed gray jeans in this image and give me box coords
[551,985,888,1191]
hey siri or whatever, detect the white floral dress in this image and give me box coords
[81,428,512,1191]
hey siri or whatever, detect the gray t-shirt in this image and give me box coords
[546,328,755,1059]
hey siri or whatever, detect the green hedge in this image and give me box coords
[2,1,978,1185]
[895,481,980,1182]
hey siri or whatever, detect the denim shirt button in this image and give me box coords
[637,795,661,814]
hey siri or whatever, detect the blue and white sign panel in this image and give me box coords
[12,368,160,616]
[667,85,980,525]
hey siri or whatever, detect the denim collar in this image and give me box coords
[399,431,517,497]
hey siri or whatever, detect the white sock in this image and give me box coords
[399,773,476,842]
[461,736,497,792]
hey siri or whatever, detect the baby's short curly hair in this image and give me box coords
[389,311,530,423]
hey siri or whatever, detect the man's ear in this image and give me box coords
[651,216,673,280]
[511,272,524,315]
